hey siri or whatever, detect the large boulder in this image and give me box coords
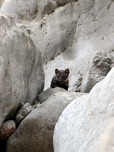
[93,118,114,152]
[6,91,86,152]
[53,67,114,152]
[82,50,114,92]
[37,87,67,104]
[0,120,16,140]
[0,13,44,127]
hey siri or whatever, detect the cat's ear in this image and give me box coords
[65,68,69,74]
[55,69,59,74]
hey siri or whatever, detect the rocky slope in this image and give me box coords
[6,88,86,152]
[1,0,114,92]
[0,0,114,152]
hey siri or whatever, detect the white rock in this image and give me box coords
[83,50,114,93]
[53,67,114,152]
[0,0,76,22]
[39,0,114,91]
[0,0,38,22]
[2,0,114,92]
[93,118,114,152]
[0,13,44,127]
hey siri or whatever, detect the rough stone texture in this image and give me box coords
[1,0,114,91]
[1,0,114,92]
[16,103,34,124]
[53,67,114,152]
[82,50,114,92]
[6,91,86,152]
[0,13,44,127]
[38,0,114,91]
[93,118,114,152]
[37,87,67,104]
[0,120,16,140]
[0,0,77,22]
[0,0,38,22]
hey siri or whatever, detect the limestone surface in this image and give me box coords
[83,50,114,92]
[6,91,86,152]
[0,0,77,22]
[53,67,114,152]
[1,0,114,92]
[40,0,114,91]
[93,118,114,152]
[0,13,44,127]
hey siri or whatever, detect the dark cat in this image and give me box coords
[50,68,70,90]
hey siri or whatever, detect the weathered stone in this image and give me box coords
[1,1,114,152]
[41,0,114,91]
[53,67,114,152]
[1,0,114,92]
[93,118,114,152]
[6,91,86,152]
[36,87,67,104]
[0,120,16,140]
[82,50,114,93]
[0,0,38,22]
[16,103,33,124]
[2,0,114,92]
[0,13,44,127]
[0,0,77,22]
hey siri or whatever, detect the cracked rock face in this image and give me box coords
[0,0,114,151]
[53,67,114,152]
[6,91,86,152]
[0,0,38,22]
[16,103,33,125]
[1,0,114,92]
[0,13,44,127]
[0,0,77,22]
[82,50,114,92]
[30,0,114,92]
